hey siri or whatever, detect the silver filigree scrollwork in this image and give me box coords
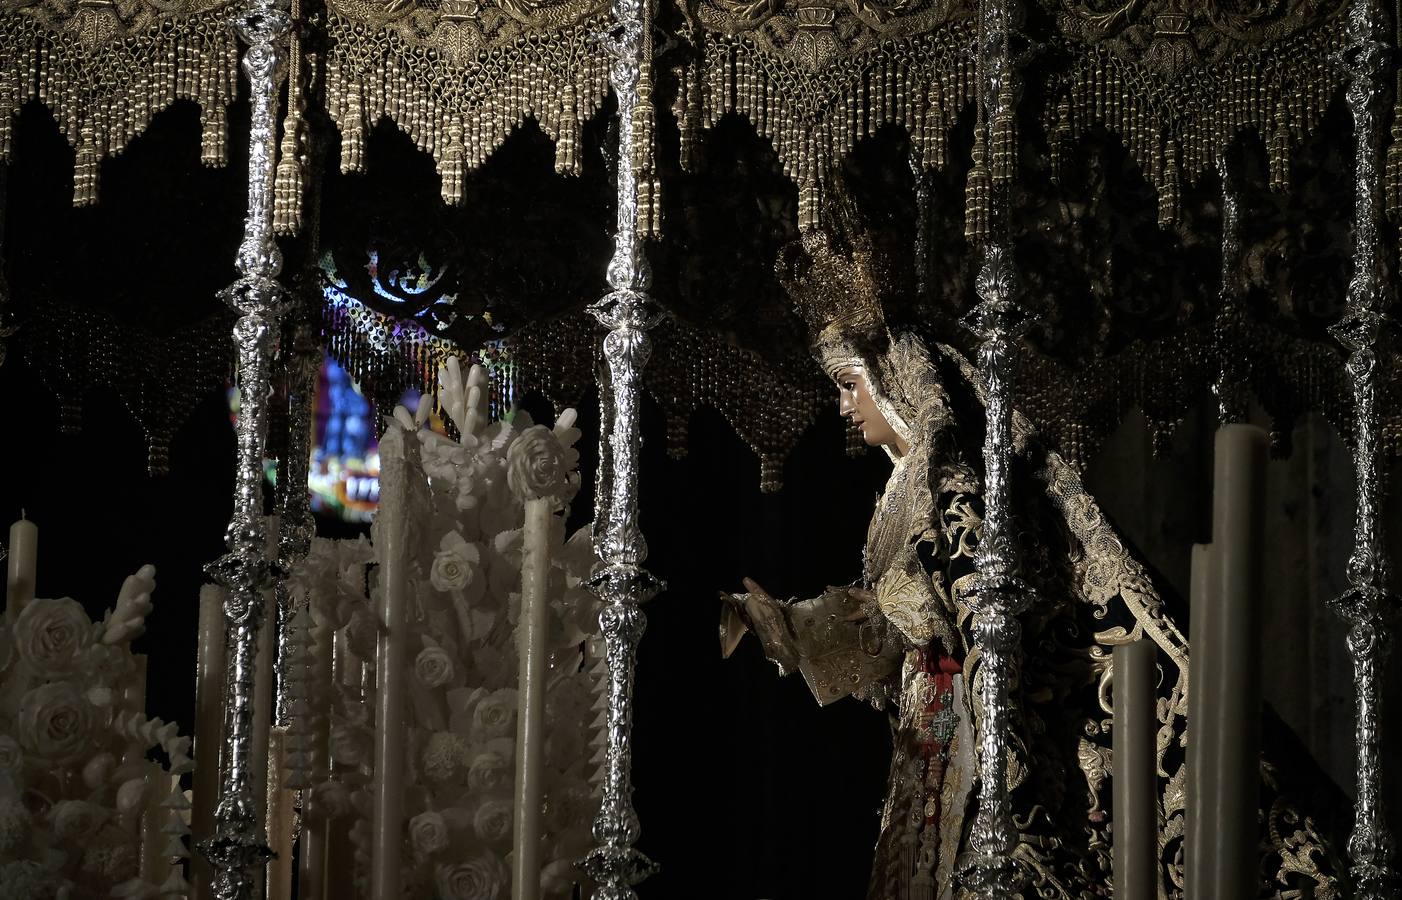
[579,0,665,894]
[957,0,1034,891]
[200,1,293,898]
[1329,0,1399,893]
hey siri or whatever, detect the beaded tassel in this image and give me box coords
[273,0,305,236]
[965,139,991,242]
[991,82,1016,182]
[1159,139,1180,228]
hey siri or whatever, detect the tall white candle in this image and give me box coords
[326,628,361,900]
[265,727,296,900]
[299,600,335,900]
[371,433,411,900]
[1203,424,1267,900]
[6,513,37,624]
[1184,543,1214,900]
[1112,639,1157,899]
[192,585,227,900]
[139,766,166,884]
[513,496,552,900]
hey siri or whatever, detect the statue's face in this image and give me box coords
[834,365,904,454]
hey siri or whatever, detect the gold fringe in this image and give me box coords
[324,16,611,211]
[679,26,976,230]
[1042,37,1344,222]
[1,14,238,205]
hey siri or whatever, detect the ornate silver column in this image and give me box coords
[957,0,1033,891]
[1330,0,1399,893]
[579,0,664,894]
[199,1,292,897]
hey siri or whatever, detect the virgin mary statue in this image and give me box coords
[721,194,1329,897]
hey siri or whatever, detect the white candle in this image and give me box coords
[1184,543,1214,900]
[1112,639,1157,899]
[6,513,37,623]
[371,434,411,900]
[326,629,361,900]
[513,496,552,900]
[265,727,296,900]
[1204,424,1267,900]
[139,766,166,884]
[298,598,335,900]
[192,585,227,900]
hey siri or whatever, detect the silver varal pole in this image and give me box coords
[578,0,664,893]
[957,0,1034,891]
[200,0,292,897]
[1330,0,1399,893]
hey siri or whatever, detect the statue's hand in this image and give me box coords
[842,586,876,621]
[733,577,801,675]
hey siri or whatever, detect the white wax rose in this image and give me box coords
[446,686,487,736]
[431,531,481,593]
[506,424,578,504]
[13,597,93,676]
[466,751,511,793]
[471,799,512,844]
[414,644,456,689]
[471,688,517,740]
[49,799,105,841]
[17,681,95,763]
[409,810,450,855]
[434,852,508,900]
[505,425,564,501]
